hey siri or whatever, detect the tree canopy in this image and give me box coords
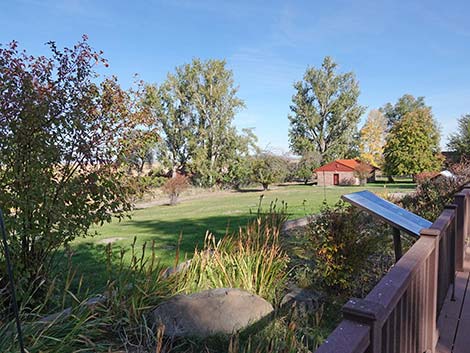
[250,153,288,190]
[288,56,364,162]
[380,94,430,128]
[383,108,443,176]
[0,37,145,278]
[447,114,470,160]
[144,58,248,186]
[359,109,387,167]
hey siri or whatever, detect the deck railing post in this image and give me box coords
[419,228,440,352]
[342,298,386,353]
[464,185,470,237]
[454,192,467,271]
[460,186,470,270]
[444,205,458,301]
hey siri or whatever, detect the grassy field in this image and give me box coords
[68,182,414,292]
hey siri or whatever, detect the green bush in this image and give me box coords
[306,202,383,295]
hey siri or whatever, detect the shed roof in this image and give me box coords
[314,159,376,173]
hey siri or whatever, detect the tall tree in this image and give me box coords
[380,94,429,128]
[383,108,443,177]
[146,59,246,186]
[189,59,245,186]
[359,109,387,167]
[447,114,470,160]
[221,128,259,189]
[144,75,197,176]
[288,56,365,163]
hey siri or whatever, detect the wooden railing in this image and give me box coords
[315,187,470,353]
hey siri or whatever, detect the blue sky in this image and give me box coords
[2,0,469,153]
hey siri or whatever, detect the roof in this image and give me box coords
[431,170,456,180]
[314,159,376,173]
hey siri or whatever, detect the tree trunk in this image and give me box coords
[170,193,178,205]
[262,183,269,190]
[387,175,395,183]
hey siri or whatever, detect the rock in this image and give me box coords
[281,286,322,324]
[281,216,311,232]
[152,288,273,337]
[39,294,107,323]
[160,259,192,279]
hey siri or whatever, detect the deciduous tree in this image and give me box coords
[359,109,387,167]
[295,151,322,184]
[145,59,246,186]
[288,57,364,162]
[447,114,470,160]
[383,108,443,177]
[0,37,144,280]
[251,153,288,190]
[380,94,429,128]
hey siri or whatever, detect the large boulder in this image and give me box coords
[152,288,273,337]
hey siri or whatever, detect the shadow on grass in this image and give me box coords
[56,214,260,294]
[235,188,265,193]
[124,214,256,239]
[370,181,416,189]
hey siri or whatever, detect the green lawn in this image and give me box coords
[68,182,414,292]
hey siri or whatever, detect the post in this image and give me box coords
[444,204,457,301]
[342,298,386,353]
[393,227,403,262]
[454,192,466,271]
[419,228,440,351]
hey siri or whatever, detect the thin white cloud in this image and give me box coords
[229,47,304,91]
[274,0,395,47]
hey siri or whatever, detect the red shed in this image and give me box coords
[314,159,376,186]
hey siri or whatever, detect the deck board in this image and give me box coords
[436,240,470,353]
[437,271,470,353]
[453,318,470,353]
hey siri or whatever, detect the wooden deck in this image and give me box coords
[437,246,470,353]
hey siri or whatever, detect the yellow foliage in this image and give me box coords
[359,109,387,167]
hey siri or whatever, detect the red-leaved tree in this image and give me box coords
[0,36,150,282]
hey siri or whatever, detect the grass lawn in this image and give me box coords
[68,182,414,293]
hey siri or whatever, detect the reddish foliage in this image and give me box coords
[414,171,440,185]
[162,174,189,205]
[0,37,151,283]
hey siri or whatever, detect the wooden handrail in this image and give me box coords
[314,190,469,353]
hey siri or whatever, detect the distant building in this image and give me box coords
[314,159,377,186]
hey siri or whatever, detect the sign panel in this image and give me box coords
[341,190,432,237]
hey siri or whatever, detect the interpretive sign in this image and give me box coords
[342,190,433,262]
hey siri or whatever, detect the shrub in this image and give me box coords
[400,161,470,221]
[161,174,189,205]
[306,202,383,295]
[0,37,150,308]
